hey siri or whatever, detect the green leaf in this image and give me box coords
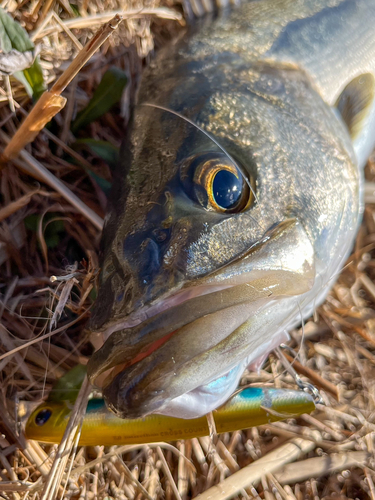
[44,219,65,249]
[48,364,87,403]
[85,169,112,196]
[22,58,45,98]
[69,3,80,16]
[24,214,38,231]
[12,70,32,95]
[89,287,97,301]
[0,7,45,98]
[74,138,119,169]
[70,139,117,195]
[24,214,65,249]
[71,67,128,133]
[0,8,33,52]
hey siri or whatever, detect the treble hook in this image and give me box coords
[274,346,324,405]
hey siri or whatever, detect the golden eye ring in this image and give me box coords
[193,157,254,213]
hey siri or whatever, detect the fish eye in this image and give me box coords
[183,153,254,213]
[34,408,52,426]
[212,169,243,210]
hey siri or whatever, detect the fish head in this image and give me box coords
[87,62,359,418]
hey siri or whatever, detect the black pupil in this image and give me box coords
[212,169,242,209]
[35,409,52,426]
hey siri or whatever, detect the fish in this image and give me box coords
[25,387,315,445]
[87,0,375,420]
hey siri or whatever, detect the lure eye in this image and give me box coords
[35,408,52,426]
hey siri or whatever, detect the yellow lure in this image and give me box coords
[26,387,315,446]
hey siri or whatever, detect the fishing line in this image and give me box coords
[286,300,306,370]
[0,308,91,362]
[308,253,354,323]
[269,300,307,383]
[274,346,323,404]
[140,103,260,206]
[325,259,355,286]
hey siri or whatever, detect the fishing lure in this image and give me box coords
[25,387,315,446]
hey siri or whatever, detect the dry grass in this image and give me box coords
[0,1,375,499]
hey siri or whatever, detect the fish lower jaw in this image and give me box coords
[155,329,291,419]
[91,273,318,419]
[102,317,292,420]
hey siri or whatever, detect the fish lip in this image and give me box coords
[90,273,310,415]
[88,219,315,417]
[92,281,236,343]
[88,274,279,389]
[104,369,166,419]
[101,317,293,419]
[91,219,306,343]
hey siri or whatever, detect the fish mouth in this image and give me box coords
[87,218,315,419]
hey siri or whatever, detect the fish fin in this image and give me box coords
[335,73,375,168]
[182,0,212,18]
[335,74,375,140]
[182,0,235,18]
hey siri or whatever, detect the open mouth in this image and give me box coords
[87,219,315,419]
[95,327,179,390]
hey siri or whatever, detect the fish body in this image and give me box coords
[25,388,315,446]
[87,0,375,419]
